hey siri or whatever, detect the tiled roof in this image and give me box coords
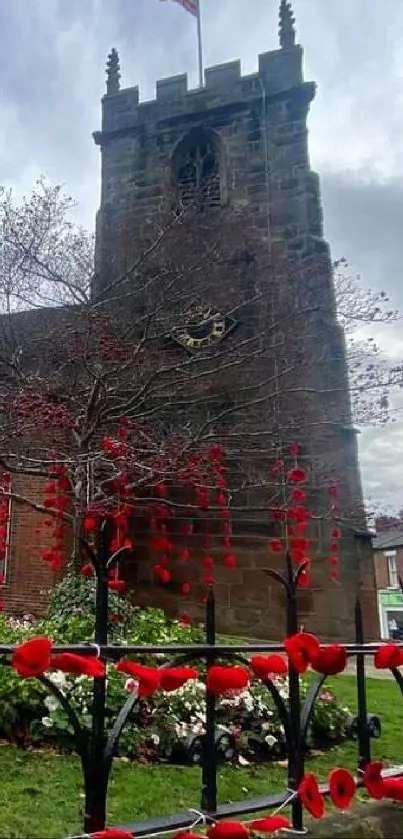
[373,529,403,550]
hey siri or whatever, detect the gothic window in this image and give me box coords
[172,128,226,211]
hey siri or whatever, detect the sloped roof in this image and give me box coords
[373,529,403,550]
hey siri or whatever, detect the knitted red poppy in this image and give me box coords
[382,778,403,801]
[249,655,288,680]
[50,653,105,678]
[12,637,53,679]
[298,773,325,819]
[116,661,160,696]
[284,632,320,674]
[363,761,385,800]
[249,815,290,832]
[374,644,403,669]
[311,644,347,676]
[329,768,356,809]
[207,821,249,838]
[206,665,249,695]
[159,667,198,692]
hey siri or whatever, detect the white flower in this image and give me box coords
[44,695,60,713]
[264,734,278,748]
[41,716,53,728]
[151,733,160,745]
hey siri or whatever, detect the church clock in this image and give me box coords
[172,305,237,352]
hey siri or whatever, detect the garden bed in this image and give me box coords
[0,601,349,765]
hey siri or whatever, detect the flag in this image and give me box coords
[159,0,199,17]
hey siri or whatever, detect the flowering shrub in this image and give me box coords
[28,671,349,763]
[0,611,350,763]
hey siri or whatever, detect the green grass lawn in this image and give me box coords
[1,676,402,838]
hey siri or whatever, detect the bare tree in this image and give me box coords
[0,178,399,581]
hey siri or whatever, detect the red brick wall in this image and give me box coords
[3,474,378,642]
[4,474,57,616]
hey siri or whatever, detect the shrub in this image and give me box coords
[0,608,350,764]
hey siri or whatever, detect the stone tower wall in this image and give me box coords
[91,36,377,641]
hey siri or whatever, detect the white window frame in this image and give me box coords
[385,550,398,589]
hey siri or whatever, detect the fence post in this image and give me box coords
[201,586,218,813]
[286,551,304,832]
[84,523,110,833]
[355,596,371,770]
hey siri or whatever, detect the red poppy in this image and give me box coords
[108,579,126,593]
[382,778,403,801]
[269,539,283,553]
[374,644,403,669]
[80,563,94,577]
[290,536,310,551]
[311,645,347,676]
[207,665,249,695]
[12,637,53,679]
[179,612,192,626]
[49,653,105,678]
[284,632,320,674]
[331,527,341,539]
[90,831,134,839]
[173,833,200,839]
[298,773,325,819]
[249,815,290,833]
[287,467,307,484]
[207,822,249,838]
[159,667,198,692]
[250,655,288,680]
[290,488,306,503]
[363,761,384,800]
[181,583,191,595]
[224,554,236,568]
[116,661,160,696]
[180,548,191,561]
[329,768,356,809]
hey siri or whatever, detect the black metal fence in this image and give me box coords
[2,530,403,838]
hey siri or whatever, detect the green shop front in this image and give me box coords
[378,589,403,639]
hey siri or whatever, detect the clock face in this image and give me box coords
[173,305,236,352]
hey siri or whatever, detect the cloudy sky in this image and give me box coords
[0,0,402,511]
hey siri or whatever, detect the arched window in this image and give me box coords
[171,127,226,211]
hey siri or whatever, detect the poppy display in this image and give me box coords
[12,637,53,679]
[328,768,356,809]
[284,632,320,674]
[311,645,347,676]
[207,821,249,838]
[249,815,290,832]
[159,666,198,692]
[362,761,385,800]
[249,655,288,679]
[116,661,160,696]
[382,778,403,801]
[49,653,105,678]
[206,665,249,695]
[298,773,325,819]
[374,644,403,670]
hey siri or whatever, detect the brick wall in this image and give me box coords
[4,474,58,616]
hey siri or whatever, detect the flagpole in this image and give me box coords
[196,1,204,88]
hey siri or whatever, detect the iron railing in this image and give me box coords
[1,529,402,837]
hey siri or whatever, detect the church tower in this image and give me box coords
[92,2,376,640]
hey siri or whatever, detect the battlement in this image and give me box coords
[98,46,306,137]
